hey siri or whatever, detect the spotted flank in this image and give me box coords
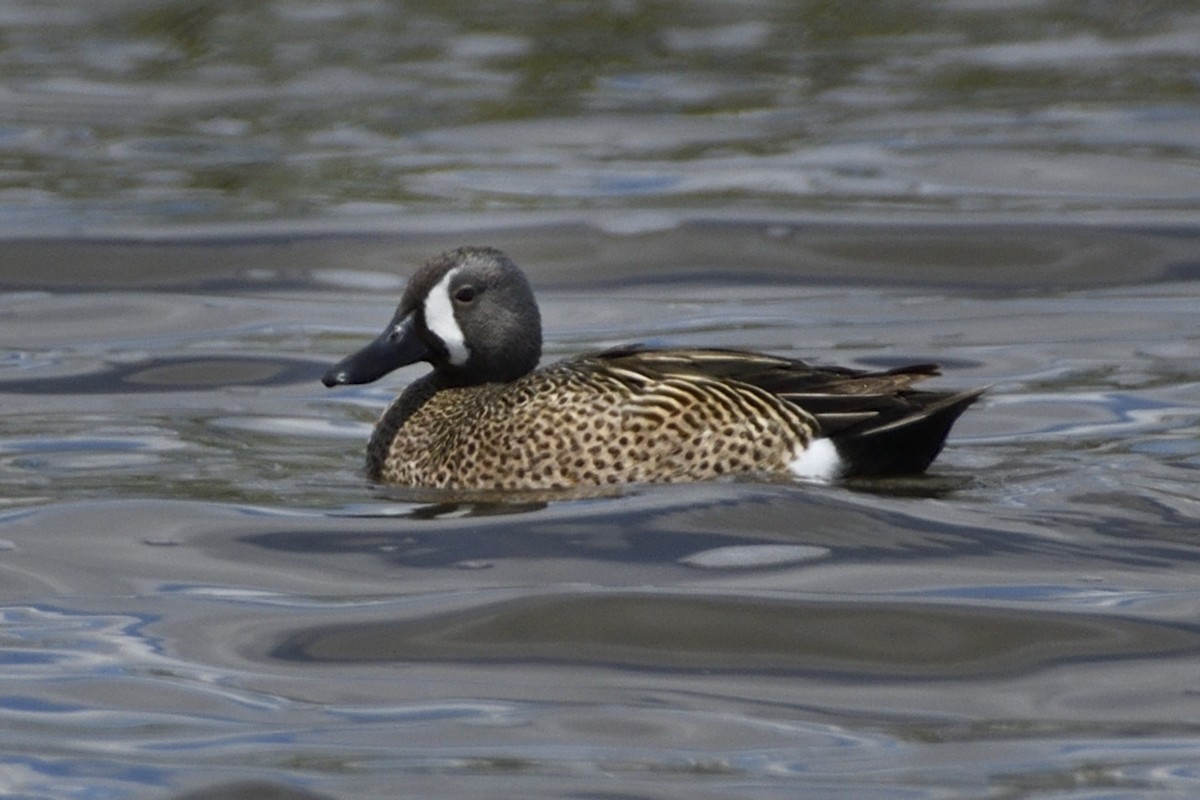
[323,246,982,490]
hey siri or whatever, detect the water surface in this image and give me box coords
[2,0,1198,232]
[3,225,1200,800]
[2,1,1200,798]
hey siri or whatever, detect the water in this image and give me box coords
[3,0,1198,232]
[2,2,1200,799]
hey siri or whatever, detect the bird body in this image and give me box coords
[323,247,980,490]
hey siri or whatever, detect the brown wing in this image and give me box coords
[591,345,982,475]
[591,345,948,432]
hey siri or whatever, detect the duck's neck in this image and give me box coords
[434,356,539,387]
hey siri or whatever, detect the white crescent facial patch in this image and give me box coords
[423,266,470,366]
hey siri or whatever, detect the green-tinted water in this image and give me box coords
[2,0,1198,230]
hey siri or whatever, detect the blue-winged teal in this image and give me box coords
[323,246,981,490]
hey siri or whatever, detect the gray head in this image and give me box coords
[322,246,543,388]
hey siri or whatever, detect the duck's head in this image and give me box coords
[322,246,542,388]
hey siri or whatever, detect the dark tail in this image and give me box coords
[830,388,983,477]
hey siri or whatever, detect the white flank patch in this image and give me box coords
[789,437,842,482]
[423,266,470,365]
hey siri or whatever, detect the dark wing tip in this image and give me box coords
[829,386,984,476]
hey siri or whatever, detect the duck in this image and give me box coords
[322,246,981,490]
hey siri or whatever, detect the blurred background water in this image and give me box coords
[1,2,1200,799]
[3,0,1198,233]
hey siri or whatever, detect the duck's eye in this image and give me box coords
[454,285,477,303]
